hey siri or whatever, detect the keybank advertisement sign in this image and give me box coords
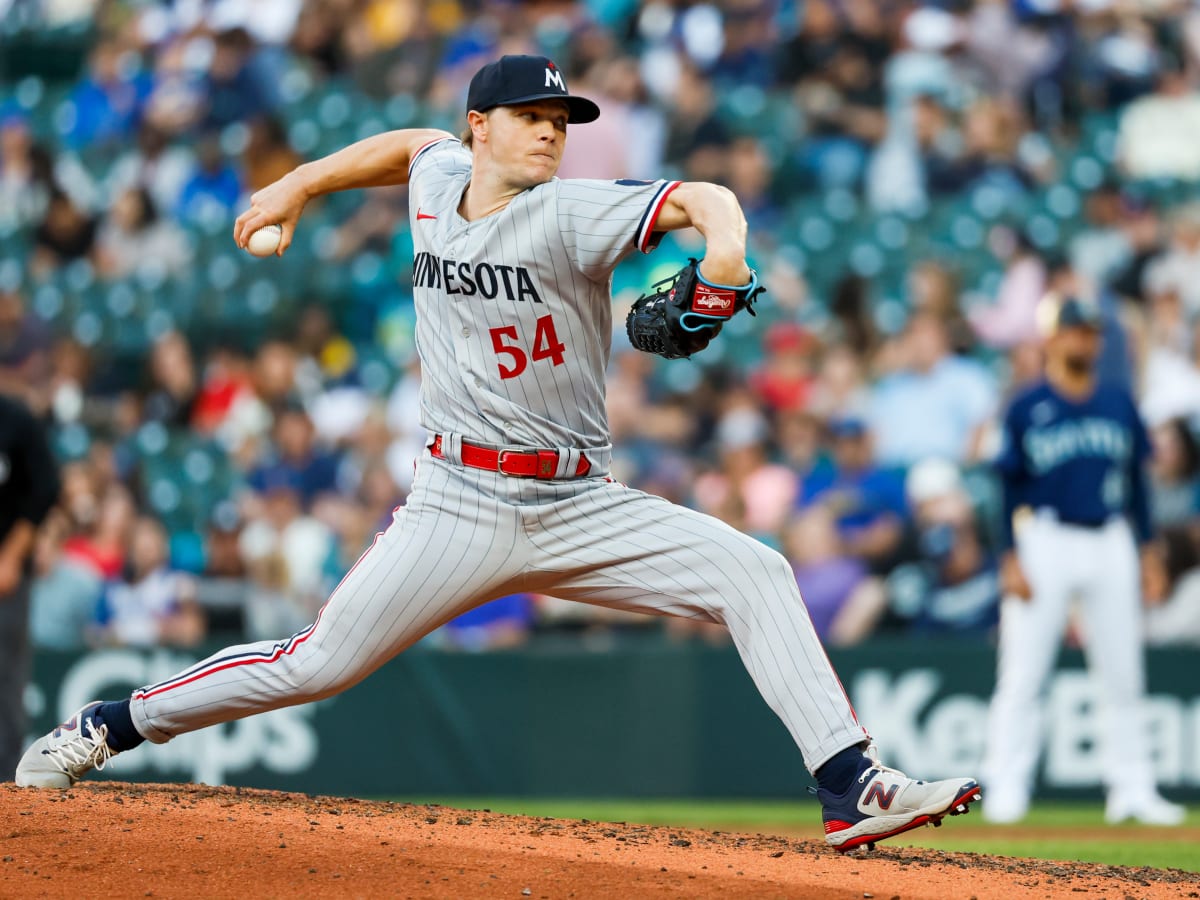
[25,649,320,787]
[25,643,1200,797]
[854,668,1200,788]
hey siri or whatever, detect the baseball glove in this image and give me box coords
[625,258,764,359]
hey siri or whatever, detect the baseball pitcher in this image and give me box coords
[18,55,979,850]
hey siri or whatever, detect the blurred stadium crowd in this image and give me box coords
[5,0,1200,652]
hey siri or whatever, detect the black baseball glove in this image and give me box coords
[625,258,764,359]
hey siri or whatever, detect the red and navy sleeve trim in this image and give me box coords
[407,137,457,179]
[634,180,682,254]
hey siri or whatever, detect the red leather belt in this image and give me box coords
[430,434,591,479]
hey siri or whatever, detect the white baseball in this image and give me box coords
[246,224,283,257]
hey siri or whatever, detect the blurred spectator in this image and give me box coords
[63,483,135,582]
[142,330,198,428]
[786,5,887,191]
[828,273,880,359]
[0,114,54,232]
[29,510,102,651]
[192,344,258,435]
[140,38,208,138]
[1139,525,1200,646]
[1145,552,1200,647]
[248,402,343,505]
[329,183,408,261]
[30,188,98,277]
[749,322,816,414]
[1148,418,1200,529]
[1139,286,1200,427]
[212,340,298,462]
[67,40,152,149]
[94,186,190,280]
[710,0,773,88]
[663,61,730,182]
[0,289,52,409]
[290,0,352,77]
[1142,202,1200,318]
[692,404,797,538]
[908,260,973,355]
[294,303,358,391]
[239,485,335,633]
[798,415,906,572]
[970,233,1046,350]
[807,342,870,420]
[45,336,92,428]
[104,122,194,217]
[1118,58,1200,181]
[952,97,1037,195]
[94,516,205,648]
[868,311,997,466]
[887,459,999,634]
[597,55,665,179]
[176,132,242,225]
[1070,182,1135,289]
[203,28,275,129]
[964,0,1064,108]
[727,136,782,234]
[436,594,536,651]
[204,502,248,580]
[785,505,886,646]
[355,457,403,531]
[556,68,636,181]
[242,115,302,194]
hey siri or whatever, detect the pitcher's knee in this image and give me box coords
[745,541,796,588]
[709,541,801,615]
[273,650,364,702]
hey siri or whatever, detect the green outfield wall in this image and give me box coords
[22,639,1200,799]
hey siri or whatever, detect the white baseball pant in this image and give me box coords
[130,452,868,772]
[982,514,1160,808]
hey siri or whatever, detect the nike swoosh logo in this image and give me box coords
[417,209,437,221]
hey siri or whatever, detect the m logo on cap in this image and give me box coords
[545,67,565,91]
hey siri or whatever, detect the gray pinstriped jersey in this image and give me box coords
[406,137,679,452]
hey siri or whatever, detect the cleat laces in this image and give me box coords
[45,720,115,778]
[859,746,923,786]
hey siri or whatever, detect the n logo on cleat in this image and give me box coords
[864,781,899,810]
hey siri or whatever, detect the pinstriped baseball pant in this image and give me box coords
[131,455,867,772]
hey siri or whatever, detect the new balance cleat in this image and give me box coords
[15,702,117,788]
[818,753,981,852]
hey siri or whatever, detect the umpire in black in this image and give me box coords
[0,393,60,780]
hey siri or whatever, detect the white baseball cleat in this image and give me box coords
[818,751,981,852]
[15,702,117,788]
[1105,793,1187,826]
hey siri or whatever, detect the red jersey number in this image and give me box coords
[489,314,566,379]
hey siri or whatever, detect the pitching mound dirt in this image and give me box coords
[1,783,1196,899]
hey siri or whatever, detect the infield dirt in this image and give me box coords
[1,783,1196,899]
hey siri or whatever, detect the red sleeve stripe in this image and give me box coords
[407,137,455,178]
[636,180,682,254]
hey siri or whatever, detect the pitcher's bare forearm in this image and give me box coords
[294,128,455,197]
[654,182,750,284]
[235,128,454,251]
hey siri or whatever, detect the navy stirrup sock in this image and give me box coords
[815,744,870,795]
[91,700,146,752]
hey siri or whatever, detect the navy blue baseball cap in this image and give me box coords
[466,55,600,124]
[1038,293,1102,337]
